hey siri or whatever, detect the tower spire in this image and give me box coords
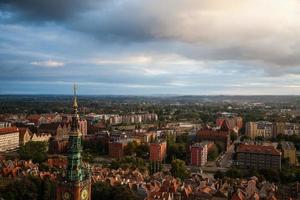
[70,84,80,134]
[56,84,91,200]
[73,84,78,112]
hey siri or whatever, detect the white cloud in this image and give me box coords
[31,60,65,68]
[76,0,300,67]
[91,55,152,65]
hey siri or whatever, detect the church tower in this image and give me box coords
[56,85,91,200]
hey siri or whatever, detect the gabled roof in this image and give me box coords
[38,122,63,131]
[220,119,230,132]
[18,127,32,138]
[0,127,18,135]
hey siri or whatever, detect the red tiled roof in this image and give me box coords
[237,144,281,156]
[0,127,18,135]
[38,122,63,131]
[198,130,229,139]
[27,114,41,123]
[220,120,230,132]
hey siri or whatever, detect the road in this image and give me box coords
[219,143,234,168]
[218,136,241,168]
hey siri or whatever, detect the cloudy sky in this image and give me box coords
[1,0,300,95]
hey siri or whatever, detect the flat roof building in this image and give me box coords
[236,144,281,170]
[150,140,167,162]
[281,141,298,165]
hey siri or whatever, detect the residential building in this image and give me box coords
[48,137,69,154]
[245,121,273,139]
[0,127,19,152]
[216,116,243,134]
[236,144,281,169]
[273,122,285,138]
[190,143,208,166]
[19,127,31,145]
[150,140,167,162]
[247,121,300,139]
[47,156,67,169]
[0,122,11,128]
[108,113,158,125]
[108,138,140,158]
[282,123,300,135]
[38,122,70,138]
[197,121,230,151]
[31,132,51,142]
[281,141,298,165]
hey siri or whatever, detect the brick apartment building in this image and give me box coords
[190,143,208,166]
[108,138,140,158]
[197,123,230,151]
[236,144,281,169]
[150,140,167,162]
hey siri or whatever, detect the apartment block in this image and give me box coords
[236,144,281,169]
[190,143,208,166]
[245,121,273,139]
[0,127,19,152]
[281,141,298,165]
[150,141,167,162]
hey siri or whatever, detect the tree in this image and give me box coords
[112,185,139,200]
[225,168,243,178]
[0,176,55,200]
[110,156,146,171]
[260,169,280,182]
[92,182,112,200]
[215,142,225,153]
[170,159,189,180]
[166,142,187,163]
[124,141,138,156]
[136,143,149,159]
[149,161,162,174]
[255,136,264,141]
[230,132,237,142]
[92,182,139,200]
[214,170,224,179]
[19,141,48,163]
[176,133,188,143]
[82,150,94,163]
[82,139,108,155]
[208,145,219,161]
[240,135,251,141]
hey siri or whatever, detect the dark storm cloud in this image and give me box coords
[2,0,300,94]
[0,0,104,21]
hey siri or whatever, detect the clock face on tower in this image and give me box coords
[62,192,71,200]
[81,188,89,200]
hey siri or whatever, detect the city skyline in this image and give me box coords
[1,0,300,95]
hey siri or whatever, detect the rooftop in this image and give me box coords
[281,141,296,150]
[237,144,281,156]
[191,143,207,148]
[0,127,18,135]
